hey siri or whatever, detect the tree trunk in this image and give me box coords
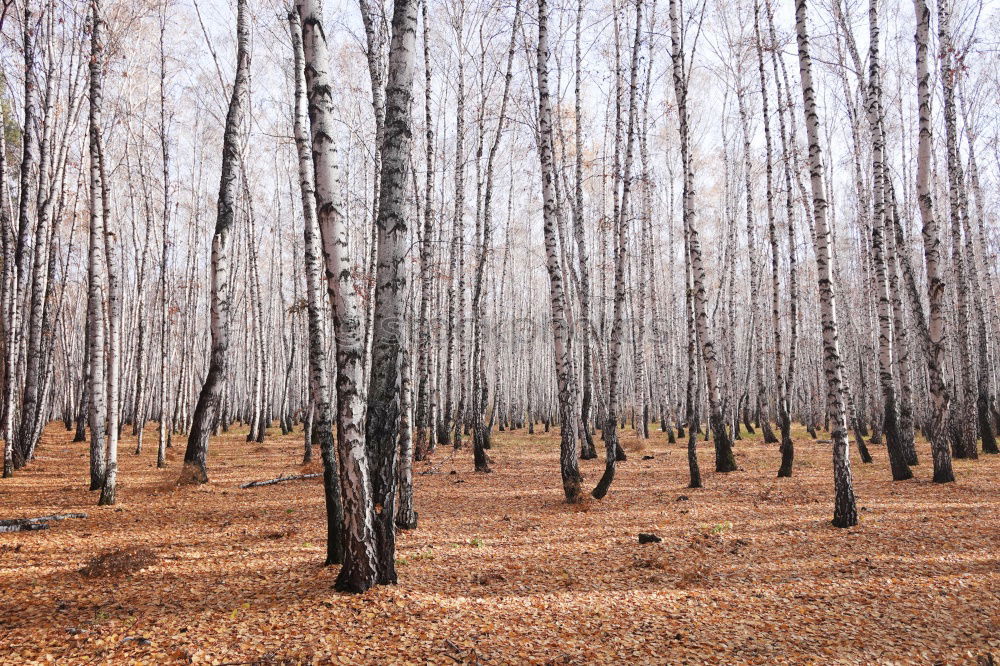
[537,0,582,504]
[182,0,250,484]
[297,0,379,594]
[865,0,912,481]
[157,0,171,470]
[365,0,420,587]
[911,0,955,483]
[669,0,735,473]
[414,0,435,463]
[289,8,344,566]
[795,0,858,527]
[595,0,643,500]
[86,0,108,493]
[396,346,418,530]
[753,1,793,478]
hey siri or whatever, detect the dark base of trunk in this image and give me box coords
[591,459,615,499]
[899,409,918,465]
[854,429,874,464]
[831,511,858,528]
[395,510,418,530]
[832,455,858,528]
[883,400,913,481]
[334,561,377,593]
[931,434,956,482]
[978,394,998,454]
[561,452,583,503]
[687,431,702,488]
[761,419,778,444]
[711,412,737,473]
[592,426,617,500]
[776,411,794,477]
[322,465,344,566]
[932,469,955,483]
[179,461,208,485]
[414,431,429,461]
[777,438,794,478]
[868,424,883,446]
[473,427,491,473]
[98,483,116,506]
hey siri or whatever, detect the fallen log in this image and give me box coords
[239,473,320,489]
[0,522,49,534]
[0,512,87,534]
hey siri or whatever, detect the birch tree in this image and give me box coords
[365,0,420,587]
[296,0,379,594]
[795,0,858,527]
[911,0,955,483]
[669,0,736,473]
[182,0,250,484]
[537,0,582,503]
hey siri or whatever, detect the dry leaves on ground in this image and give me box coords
[1,423,998,664]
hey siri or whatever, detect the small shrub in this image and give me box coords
[471,570,506,585]
[623,438,647,454]
[676,562,713,588]
[263,526,298,540]
[80,547,158,578]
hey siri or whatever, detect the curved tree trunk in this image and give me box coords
[595,0,643,500]
[669,0,735,473]
[182,0,249,485]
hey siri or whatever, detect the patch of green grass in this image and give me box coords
[710,522,733,534]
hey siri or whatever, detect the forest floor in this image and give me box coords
[1,422,999,665]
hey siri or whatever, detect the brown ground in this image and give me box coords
[1,422,999,664]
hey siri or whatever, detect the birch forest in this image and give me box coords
[2,0,1000,661]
